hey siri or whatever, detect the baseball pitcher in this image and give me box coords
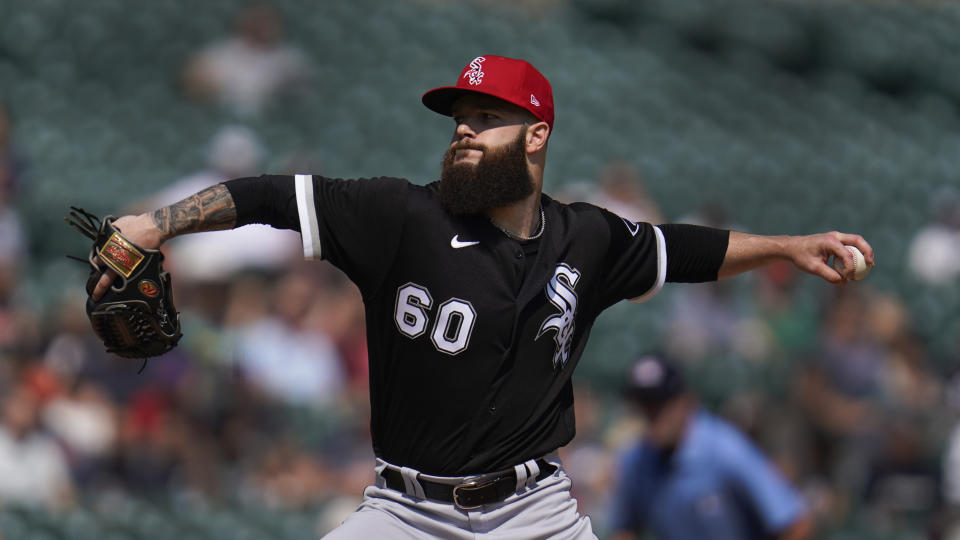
[86,55,874,538]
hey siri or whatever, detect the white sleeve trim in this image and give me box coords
[294,174,321,260]
[629,225,667,303]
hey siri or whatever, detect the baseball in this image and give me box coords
[834,245,870,281]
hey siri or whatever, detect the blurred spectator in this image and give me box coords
[0,384,74,508]
[182,4,313,117]
[793,288,888,523]
[610,354,811,540]
[906,186,960,287]
[660,202,775,366]
[862,417,940,528]
[554,161,662,225]
[941,409,960,538]
[662,277,771,365]
[798,290,886,417]
[244,436,328,510]
[42,378,118,488]
[233,267,346,408]
[42,292,104,386]
[110,385,217,496]
[587,161,663,224]
[0,101,27,336]
[304,266,368,392]
[753,261,818,355]
[112,387,178,492]
[934,368,960,539]
[133,125,300,283]
[150,124,265,201]
[0,100,27,205]
[868,292,941,415]
[558,385,616,531]
[221,272,272,329]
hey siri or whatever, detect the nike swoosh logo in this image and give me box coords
[451,235,480,249]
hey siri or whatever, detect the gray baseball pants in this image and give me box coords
[322,453,597,539]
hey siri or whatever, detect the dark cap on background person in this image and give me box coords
[422,55,555,129]
[623,354,687,407]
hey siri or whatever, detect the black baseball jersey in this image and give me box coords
[226,174,668,476]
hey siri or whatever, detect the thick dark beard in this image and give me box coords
[439,130,534,216]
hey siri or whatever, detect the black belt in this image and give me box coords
[380,459,558,510]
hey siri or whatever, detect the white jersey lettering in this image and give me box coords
[536,263,581,369]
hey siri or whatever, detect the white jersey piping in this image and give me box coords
[295,174,321,260]
[630,225,666,303]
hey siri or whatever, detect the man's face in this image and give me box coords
[2,389,38,439]
[641,394,693,449]
[439,95,535,215]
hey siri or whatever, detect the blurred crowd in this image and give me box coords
[1,3,960,540]
[2,117,959,538]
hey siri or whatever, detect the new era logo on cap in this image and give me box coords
[422,55,555,128]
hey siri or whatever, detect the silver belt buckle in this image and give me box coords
[452,479,496,510]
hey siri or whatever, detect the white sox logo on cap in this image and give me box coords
[464,56,486,85]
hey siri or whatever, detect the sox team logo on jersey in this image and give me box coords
[464,56,486,85]
[537,263,581,370]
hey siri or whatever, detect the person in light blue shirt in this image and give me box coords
[610,354,812,540]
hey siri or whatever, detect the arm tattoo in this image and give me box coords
[151,183,237,239]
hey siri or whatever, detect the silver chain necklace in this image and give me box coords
[491,205,545,241]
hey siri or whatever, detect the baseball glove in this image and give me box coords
[65,207,182,359]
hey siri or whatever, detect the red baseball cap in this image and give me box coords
[422,55,554,129]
